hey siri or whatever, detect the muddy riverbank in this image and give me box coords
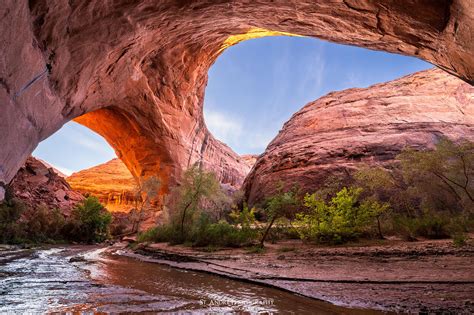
[127,238,474,313]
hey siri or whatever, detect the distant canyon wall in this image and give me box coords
[244,69,474,205]
[67,158,137,212]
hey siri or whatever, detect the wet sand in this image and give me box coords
[128,238,474,313]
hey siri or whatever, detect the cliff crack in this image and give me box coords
[13,67,48,100]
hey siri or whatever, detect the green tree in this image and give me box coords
[69,196,112,243]
[230,203,256,229]
[260,187,299,247]
[174,164,222,239]
[398,138,473,212]
[295,187,389,244]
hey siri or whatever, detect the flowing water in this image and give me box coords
[0,245,380,314]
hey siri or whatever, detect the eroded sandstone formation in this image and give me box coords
[7,157,83,212]
[67,154,255,211]
[1,1,473,201]
[244,69,474,204]
[67,158,137,212]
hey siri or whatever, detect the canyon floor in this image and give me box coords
[126,238,474,313]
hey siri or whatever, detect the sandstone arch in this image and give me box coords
[1,0,473,199]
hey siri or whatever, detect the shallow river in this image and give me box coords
[0,245,378,314]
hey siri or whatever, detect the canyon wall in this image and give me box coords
[67,158,137,212]
[1,0,473,201]
[244,69,474,205]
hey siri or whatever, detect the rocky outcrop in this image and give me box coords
[6,157,83,212]
[67,158,136,212]
[1,1,473,200]
[244,69,474,204]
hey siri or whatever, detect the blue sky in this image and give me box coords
[33,36,432,175]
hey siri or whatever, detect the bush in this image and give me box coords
[137,224,179,243]
[138,212,258,248]
[452,232,467,247]
[23,206,65,242]
[168,164,230,241]
[391,212,470,241]
[0,198,27,243]
[295,187,389,244]
[266,218,299,243]
[1,196,111,245]
[66,196,112,243]
[413,214,450,239]
[191,214,257,247]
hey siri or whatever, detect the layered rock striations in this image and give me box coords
[67,158,137,212]
[244,69,474,205]
[1,1,473,200]
[7,157,83,212]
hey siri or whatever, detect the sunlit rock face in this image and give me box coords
[67,155,254,211]
[0,1,473,199]
[7,157,83,212]
[241,155,259,170]
[244,69,474,205]
[67,159,137,212]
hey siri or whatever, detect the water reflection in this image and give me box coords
[0,246,382,314]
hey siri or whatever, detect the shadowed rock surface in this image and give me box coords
[7,157,83,212]
[244,69,474,204]
[1,1,473,200]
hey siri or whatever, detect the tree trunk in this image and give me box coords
[376,216,384,239]
[260,216,277,247]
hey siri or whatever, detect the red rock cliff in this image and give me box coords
[1,1,473,201]
[244,69,474,205]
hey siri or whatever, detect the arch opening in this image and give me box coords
[203,35,434,156]
[32,119,138,213]
[1,0,473,201]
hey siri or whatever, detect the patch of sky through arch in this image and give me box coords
[204,36,431,155]
[33,36,431,174]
